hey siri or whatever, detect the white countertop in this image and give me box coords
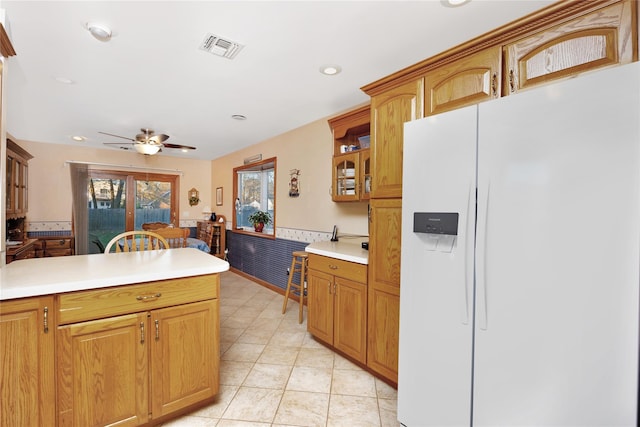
[0,248,229,301]
[305,240,369,264]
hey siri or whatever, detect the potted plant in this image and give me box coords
[248,210,272,232]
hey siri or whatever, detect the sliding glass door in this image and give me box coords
[86,170,179,253]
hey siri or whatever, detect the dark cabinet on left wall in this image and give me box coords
[6,138,32,220]
[5,139,76,264]
[6,139,34,264]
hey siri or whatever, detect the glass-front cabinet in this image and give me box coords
[333,153,359,201]
[328,105,370,202]
[6,139,33,219]
[332,150,370,202]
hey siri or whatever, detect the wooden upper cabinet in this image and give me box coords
[425,46,501,116]
[370,78,424,199]
[328,105,371,202]
[504,0,636,94]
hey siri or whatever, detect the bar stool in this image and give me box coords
[282,251,308,323]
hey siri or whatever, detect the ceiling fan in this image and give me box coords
[100,128,196,155]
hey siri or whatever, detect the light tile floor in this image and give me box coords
[163,271,399,427]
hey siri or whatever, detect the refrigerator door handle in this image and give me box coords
[461,184,474,325]
[477,183,490,331]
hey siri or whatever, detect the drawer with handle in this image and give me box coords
[307,253,367,283]
[57,274,219,325]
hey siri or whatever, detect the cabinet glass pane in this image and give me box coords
[6,156,13,211]
[21,163,28,212]
[335,158,356,196]
[13,159,20,213]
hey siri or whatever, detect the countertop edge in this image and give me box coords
[305,241,368,265]
[0,248,229,301]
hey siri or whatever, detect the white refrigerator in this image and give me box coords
[398,62,639,426]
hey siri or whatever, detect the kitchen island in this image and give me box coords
[0,248,228,427]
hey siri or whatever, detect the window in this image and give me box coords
[233,157,276,237]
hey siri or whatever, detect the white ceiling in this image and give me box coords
[2,0,554,160]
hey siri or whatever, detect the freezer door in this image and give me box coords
[398,105,477,426]
[473,63,640,426]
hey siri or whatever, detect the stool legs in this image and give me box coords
[282,253,307,324]
[298,256,306,324]
[282,256,298,315]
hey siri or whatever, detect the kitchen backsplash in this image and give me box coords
[26,221,337,244]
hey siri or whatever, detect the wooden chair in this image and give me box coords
[154,227,189,248]
[104,230,169,253]
[196,221,214,252]
[142,222,170,231]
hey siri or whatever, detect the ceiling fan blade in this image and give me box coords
[149,134,170,143]
[163,143,196,150]
[99,131,135,141]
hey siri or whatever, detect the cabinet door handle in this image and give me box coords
[491,73,498,97]
[509,69,516,93]
[328,264,338,270]
[136,293,162,301]
[140,322,145,344]
[155,319,160,341]
[328,281,332,294]
[43,306,49,333]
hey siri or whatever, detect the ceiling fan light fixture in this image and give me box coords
[135,143,161,155]
[86,22,112,42]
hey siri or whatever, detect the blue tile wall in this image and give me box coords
[226,231,308,291]
[28,230,74,238]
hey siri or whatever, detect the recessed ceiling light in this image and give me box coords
[441,0,471,7]
[71,135,86,142]
[85,22,112,42]
[320,65,342,76]
[232,114,247,121]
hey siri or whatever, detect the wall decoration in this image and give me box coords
[289,169,300,197]
[188,188,200,206]
[216,187,223,206]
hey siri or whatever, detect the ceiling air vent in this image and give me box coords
[199,33,244,59]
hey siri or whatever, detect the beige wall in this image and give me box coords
[15,107,369,237]
[212,112,369,237]
[18,140,212,225]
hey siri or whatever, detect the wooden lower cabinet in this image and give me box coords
[150,301,218,418]
[57,312,149,426]
[307,254,367,364]
[367,198,402,384]
[56,275,220,426]
[0,296,56,427]
[40,236,75,257]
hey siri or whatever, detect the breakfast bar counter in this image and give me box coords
[0,247,228,300]
[0,248,228,426]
